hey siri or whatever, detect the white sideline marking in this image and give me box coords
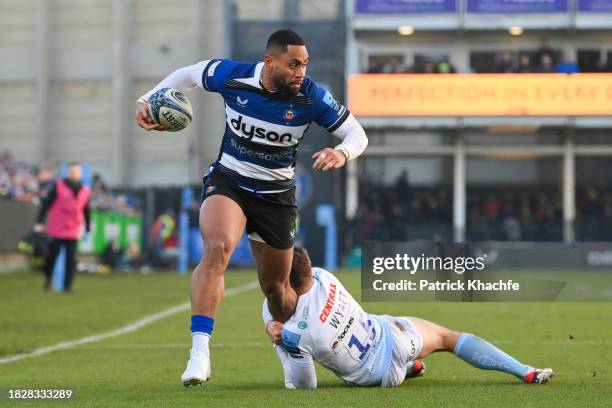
[0,268,25,275]
[77,341,270,350]
[491,339,612,345]
[0,280,260,365]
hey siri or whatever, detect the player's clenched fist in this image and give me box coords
[266,321,283,345]
[135,101,166,131]
[312,148,347,172]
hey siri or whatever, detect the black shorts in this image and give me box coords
[200,171,297,250]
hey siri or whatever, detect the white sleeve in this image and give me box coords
[273,344,317,389]
[138,60,210,102]
[262,298,274,328]
[332,113,368,161]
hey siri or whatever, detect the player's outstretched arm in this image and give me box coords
[263,300,317,389]
[312,113,368,171]
[273,345,317,390]
[135,60,210,131]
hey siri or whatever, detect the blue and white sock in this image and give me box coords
[191,315,214,354]
[453,333,532,379]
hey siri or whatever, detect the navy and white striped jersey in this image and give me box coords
[201,59,349,191]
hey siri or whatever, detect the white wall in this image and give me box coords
[0,83,37,158]
[0,0,226,187]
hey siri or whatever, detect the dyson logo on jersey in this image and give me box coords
[231,114,293,143]
[319,283,337,323]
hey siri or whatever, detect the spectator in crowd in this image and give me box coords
[495,51,515,73]
[556,53,579,74]
[422,59,437,74]
[381,56,405,74]
[92,173,108,192]
[537,54,556,73]
[483,195,501,220]
[36,162,91,292]
[395,169,411,204]
[581,187,604,217]
[516,54,533,73]
[501,202,522,241]
[99,240,144,273]
[436,57,456,74]
[150,209,176,248]
[99,240,125,272]
[149,209,177,267]
[37,166,55,199]
[534,39,557,68]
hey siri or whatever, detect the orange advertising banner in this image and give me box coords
[348,74,612,116]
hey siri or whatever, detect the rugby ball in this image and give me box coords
[147,88,193,132]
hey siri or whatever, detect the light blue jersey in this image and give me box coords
[202,59,349,191]
[263,268,393,387]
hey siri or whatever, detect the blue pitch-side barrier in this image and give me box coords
[177,187,193,274]
[316,204,337,271]
[52,248,66,291]
[52,164,92,292]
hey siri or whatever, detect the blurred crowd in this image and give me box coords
[347,171,612,245]
[364,43,612,74]
[0,151,47,203]
[477,42,581,74]
[0,150,140,214]
[367,55,456,74]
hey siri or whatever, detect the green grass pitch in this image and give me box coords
[0,269,611,407]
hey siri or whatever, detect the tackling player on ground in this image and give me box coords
[263,247,555,388]
[136,30,368,386]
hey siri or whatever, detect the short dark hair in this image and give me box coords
[290,246,312,289]
[67,161,81,167]
[266,29,306,54]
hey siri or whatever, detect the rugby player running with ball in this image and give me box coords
[136,30,368,386]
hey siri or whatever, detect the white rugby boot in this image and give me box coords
[181,349,211,387]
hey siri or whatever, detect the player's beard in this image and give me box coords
[271,74,298,96]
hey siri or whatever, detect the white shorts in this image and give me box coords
[378,315,424,387]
